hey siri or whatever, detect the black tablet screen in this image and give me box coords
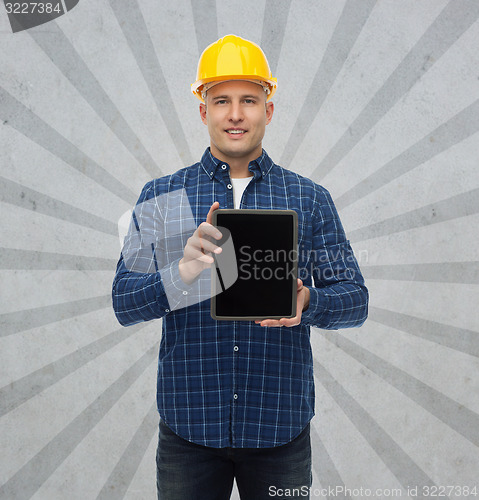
[213,211,297,319]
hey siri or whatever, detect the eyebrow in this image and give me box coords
[211,94,262,100]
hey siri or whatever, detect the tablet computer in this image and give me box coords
[211,209,298,321]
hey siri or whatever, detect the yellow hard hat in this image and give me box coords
[191,34,277,102]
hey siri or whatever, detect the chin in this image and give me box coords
[226,149,251,158]
[218,146,249,158]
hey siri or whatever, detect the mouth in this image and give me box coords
[225,128,246,136]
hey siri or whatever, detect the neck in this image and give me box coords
[228,160,253,178]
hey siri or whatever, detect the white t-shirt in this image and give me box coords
[231,177,253,209]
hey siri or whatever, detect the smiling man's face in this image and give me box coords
[199,80,274,168]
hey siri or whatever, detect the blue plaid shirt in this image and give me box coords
[112,148,368,448]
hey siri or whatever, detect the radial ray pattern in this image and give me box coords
[1,1,478,498]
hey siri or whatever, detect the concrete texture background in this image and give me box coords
[1,0,478,498]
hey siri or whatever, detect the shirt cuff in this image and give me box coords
[158,258,211,312]
[301,286,330,327]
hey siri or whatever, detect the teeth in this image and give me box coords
[227,130,244,134]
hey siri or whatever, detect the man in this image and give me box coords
[112,35,368,500]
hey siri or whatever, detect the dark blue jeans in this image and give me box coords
[156,420,312,500]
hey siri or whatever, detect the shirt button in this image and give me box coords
[227,184,232,189]
[233,394,238,400]
[221,164,227,170]
[233,346,239,352]
[210,171,214,176]
[182,291,188,295]
[165,309,170,313]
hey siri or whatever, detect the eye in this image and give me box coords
[244,99,256,104]
[215,99,228,105]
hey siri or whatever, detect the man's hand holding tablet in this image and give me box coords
[179,201,223,285]
[255,278,310,327]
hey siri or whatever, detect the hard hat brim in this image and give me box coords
[191,75,277,102]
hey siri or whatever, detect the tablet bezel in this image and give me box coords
[211,209,298,321]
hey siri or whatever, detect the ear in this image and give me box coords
[265,101,274,125]
[199,103,207,125]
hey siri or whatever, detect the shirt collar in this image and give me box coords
[200,148,274,180]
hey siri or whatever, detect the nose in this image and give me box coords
[228,100,243,122]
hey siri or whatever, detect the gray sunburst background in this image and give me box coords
[1,0,479,499]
